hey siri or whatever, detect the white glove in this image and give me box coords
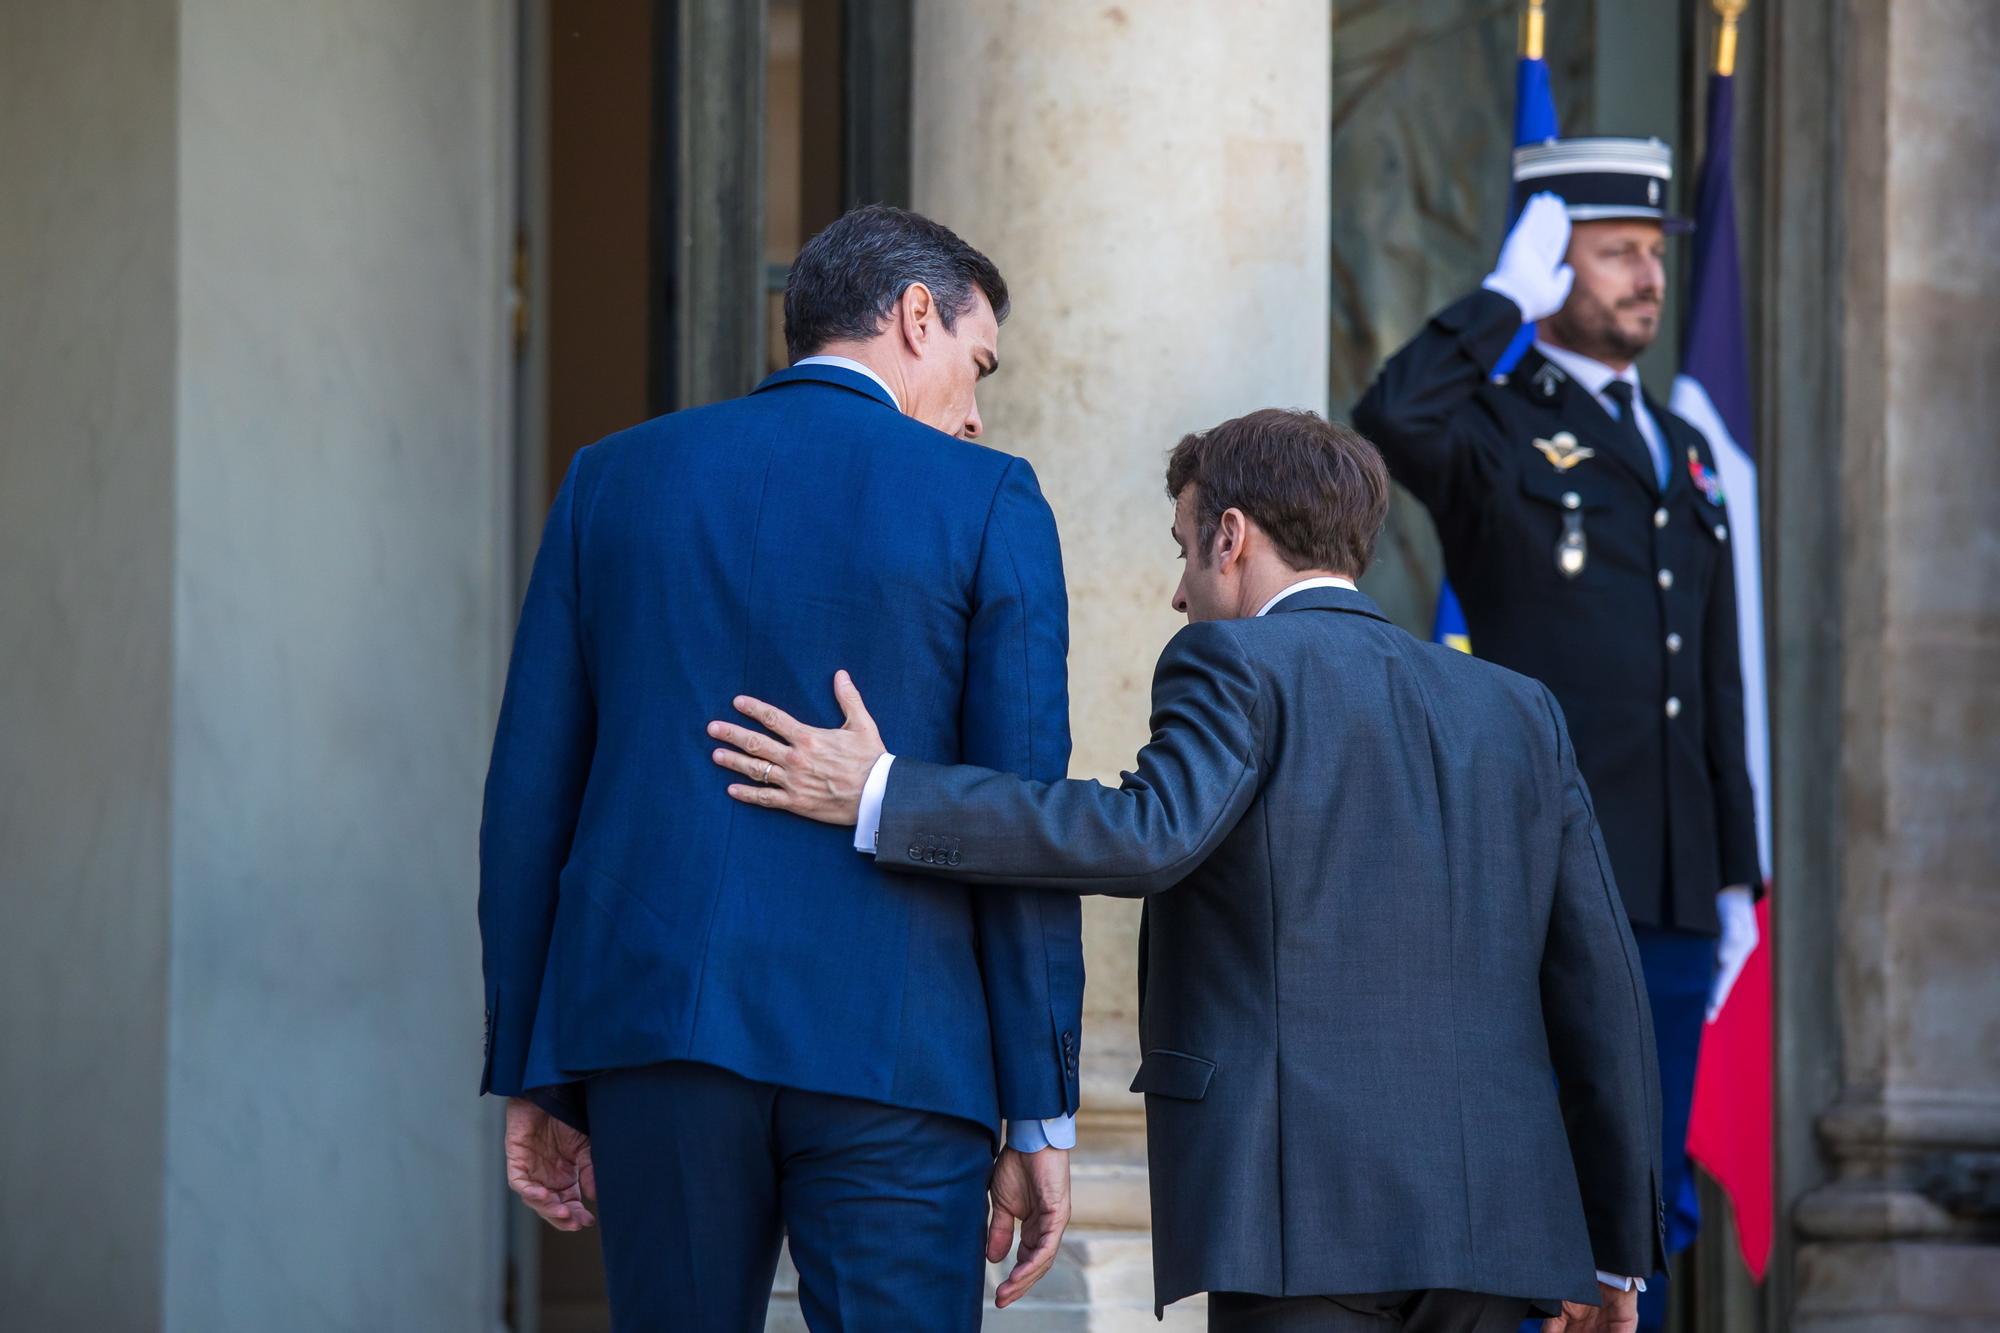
[1482,191,1575,323]
[1708,886,1759,1020]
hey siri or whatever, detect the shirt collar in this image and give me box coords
[793,356,900,412]
[1255,576,1358,618]
[1533,339,1643,403]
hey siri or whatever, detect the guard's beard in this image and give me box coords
[1549,299,1658,366]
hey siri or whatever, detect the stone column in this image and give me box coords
[1774,2,2000,1327]
[0,5,178,1326]
[911,0,1329,1317]
[2,3,517,1328]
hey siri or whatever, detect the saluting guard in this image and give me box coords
[1354,137,1763,1332]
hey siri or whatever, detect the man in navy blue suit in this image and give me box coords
[479,205,1084,1331]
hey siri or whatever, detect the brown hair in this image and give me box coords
[1165,409,1391,575]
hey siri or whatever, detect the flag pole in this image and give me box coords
[1713,0,1747,76]
[1522,0,1546,61]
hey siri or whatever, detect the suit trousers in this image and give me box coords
[585,1060,994,1333]
[1209,1289,1531,1331]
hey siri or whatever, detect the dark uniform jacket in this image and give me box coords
[880,588,1668,1314]
[1355,289,1759,932]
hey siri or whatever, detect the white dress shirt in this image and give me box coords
[1254,575,1358,616]
[1533,339,1667,489]
[793,355,899,411]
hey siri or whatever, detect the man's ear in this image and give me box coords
[1215,508,1249,573]
[897,283,935,356]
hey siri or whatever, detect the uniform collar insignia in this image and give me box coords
[1534,430,1595,471]
[1532,361,1566,398]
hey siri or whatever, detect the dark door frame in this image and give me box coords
[648,0,913,415]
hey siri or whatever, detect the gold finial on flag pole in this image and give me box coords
[1713,0,1748,76]
[1522,0,1547,61]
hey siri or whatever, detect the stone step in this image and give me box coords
[1070,1106,1152,1232]
[1071,1159,1152,1231]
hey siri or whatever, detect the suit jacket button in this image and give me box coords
[907,846,921,860]
[947,852,960,867]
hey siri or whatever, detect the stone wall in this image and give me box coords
[0,5,179,1327]
[1773,1,2000,1327]
[1,3,517,1328]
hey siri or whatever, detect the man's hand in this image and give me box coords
[708,670,884,825]
[1483,190,1575,322]
[987,1146,1072,1308]
[1540,1281,1638,1333]
[1709,885,1759,1019]
[505,1097,596,1231]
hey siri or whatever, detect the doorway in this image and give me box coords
[506,1,909,1327]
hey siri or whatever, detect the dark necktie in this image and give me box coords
[1603,380,1665,490]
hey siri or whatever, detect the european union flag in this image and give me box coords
[1433,26,1559,652]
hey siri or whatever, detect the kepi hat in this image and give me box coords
[1510,136,1692,233]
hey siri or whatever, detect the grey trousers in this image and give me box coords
[1207,1289,1534,1333]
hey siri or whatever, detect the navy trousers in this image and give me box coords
[586,1061,995,1332]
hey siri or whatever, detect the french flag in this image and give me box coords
[1673,68,1774,1282]
[1432,26,1558,653]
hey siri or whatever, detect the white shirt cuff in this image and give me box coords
[1006,1114,1077,1153]
[1595,1271,1646,1293]
[853,753,895,854]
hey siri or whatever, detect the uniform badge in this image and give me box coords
[1686,447,1726,505]
[1534,431,1595,471]
[1557,513,1588,579]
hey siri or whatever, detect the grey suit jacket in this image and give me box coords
[880,586,1666,1311]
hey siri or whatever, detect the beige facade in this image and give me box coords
[1772,3,2000,1328]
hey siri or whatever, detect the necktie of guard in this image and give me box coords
[1604,380,1666,491]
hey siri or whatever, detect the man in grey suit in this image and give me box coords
[708,409,1665,1332]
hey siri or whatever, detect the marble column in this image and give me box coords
[909,0,1329,1284]
[1773,2,2000,1327]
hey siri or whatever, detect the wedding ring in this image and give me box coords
[759,760,773,784]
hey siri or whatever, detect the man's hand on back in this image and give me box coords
[987,1146,1072,1309]
[709,670,885,825]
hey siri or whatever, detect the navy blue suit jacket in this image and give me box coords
[478,363,1084,1136]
